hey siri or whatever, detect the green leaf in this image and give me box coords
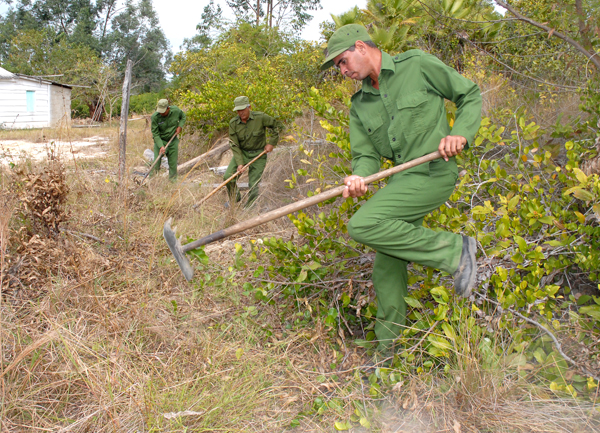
[514,235,528,252]
[508,195,520,210]
[304,261,322,270]
[428,335,452,350]
[573,189,593,202]
[296,269,307,283]
[538,216,554,224]
[430,286,450,303]
[441,322,456,341]
[188,246,209,265]
[579,305,600,321]
[334,420,352,430]
[573,168,588,184]
[404,296,424,309]
[236,348,244,360]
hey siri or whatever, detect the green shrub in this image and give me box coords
[71,98,90,118]
[171,41,333,136]
[245,86,600,404]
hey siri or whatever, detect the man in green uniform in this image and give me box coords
[151,99,186,180]
[224,96,283,208]
[321,25,482,355]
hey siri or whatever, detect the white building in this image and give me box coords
[0,66,72,129]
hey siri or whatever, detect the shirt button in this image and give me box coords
[391,116,394,120]
[368,128,371,132]
[384,94,388,98]
[392,138,396,141]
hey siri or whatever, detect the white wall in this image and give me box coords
[0,77,51,128]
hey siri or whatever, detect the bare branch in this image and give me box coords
[495,0,600,71]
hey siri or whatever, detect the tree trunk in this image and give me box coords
[118,59,133,183]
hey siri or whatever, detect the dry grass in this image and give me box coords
[0,120,357,432]
[1,113,598,432]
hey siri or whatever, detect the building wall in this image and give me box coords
[49,84,71,127]
[0,77,51,128]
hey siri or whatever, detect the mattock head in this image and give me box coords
[163,217,194,281]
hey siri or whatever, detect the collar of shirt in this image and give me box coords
[235,111,255,124]
[361,51,395,96]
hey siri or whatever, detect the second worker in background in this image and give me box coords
[151,99,186,180]
[225,96,284,209]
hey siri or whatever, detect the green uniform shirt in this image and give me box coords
[349,49,482,178]
[151,106,186,147]
[229,111,283,166]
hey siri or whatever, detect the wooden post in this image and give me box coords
[118,59,133,182]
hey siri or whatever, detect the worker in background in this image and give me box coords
[225,96,283,208]
[151,99,186,180]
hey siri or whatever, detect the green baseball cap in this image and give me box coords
[156,99,169,113]
[233,96,250,111]
[321,24,372,70]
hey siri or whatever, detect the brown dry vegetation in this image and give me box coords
[1,109,599,432]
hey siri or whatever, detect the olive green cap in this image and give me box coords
[233,96,250,111]
[156,99,169,113]
[321,24,372,70]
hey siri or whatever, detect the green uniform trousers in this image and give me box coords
[223,149,267,207]
[152,137,179,180]
[346,163,463,351]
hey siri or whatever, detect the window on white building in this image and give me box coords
[26,91,35,112]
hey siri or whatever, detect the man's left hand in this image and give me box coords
[265,144,274,153]
[176,126,182,135]
[438,135,467,161]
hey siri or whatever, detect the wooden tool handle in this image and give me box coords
[182,151,442,252]
[194,149,268,207]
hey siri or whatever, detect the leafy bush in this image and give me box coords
[171,40,332,135]
[242,85,600,413]
[71,98,90,118]
[129,92,166,115]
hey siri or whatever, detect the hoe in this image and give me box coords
[164,150,442,281]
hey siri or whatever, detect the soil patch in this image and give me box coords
[0,136,110,164]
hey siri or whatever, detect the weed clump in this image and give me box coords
[1,158,80,299]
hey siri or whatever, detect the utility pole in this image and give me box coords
[118,59,133,183]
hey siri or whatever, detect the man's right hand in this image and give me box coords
[159,146,165,155]
[343,175,367,198]
[237,165,244,173]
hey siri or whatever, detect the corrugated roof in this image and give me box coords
[0,66,15,79]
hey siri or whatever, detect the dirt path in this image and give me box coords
[0,136,110,164]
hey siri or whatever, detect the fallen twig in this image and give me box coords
[60,228,106,244]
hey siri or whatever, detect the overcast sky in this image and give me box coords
[155,0,367,52]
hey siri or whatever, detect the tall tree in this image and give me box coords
[181,0,225,52]
[225,0,321,31]
[0,0,171,92]
[105,0,170,92]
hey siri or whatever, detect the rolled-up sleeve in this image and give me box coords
[420,54,482,147]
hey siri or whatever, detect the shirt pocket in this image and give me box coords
[396,90,430,137]
[361,113,385,146]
